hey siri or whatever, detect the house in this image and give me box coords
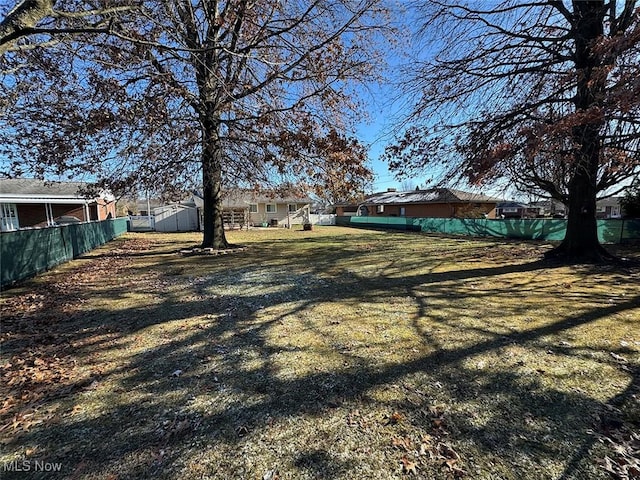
[193,189,314,228]
[0,178,116,232]
[596,196,623,219]
[336,188,503,219]
[496,201,541,219]
[527,199,566,218]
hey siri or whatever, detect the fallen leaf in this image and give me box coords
[392,437,413,451]
[433,418,444,428]
[445,458,459,470]
[438,443,460,460]
[401,456,418,475]
[386,411,403,425]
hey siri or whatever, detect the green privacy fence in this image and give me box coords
[340,216,640,243]
[1,218,128,288]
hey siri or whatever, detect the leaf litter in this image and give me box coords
[0,230,638,479]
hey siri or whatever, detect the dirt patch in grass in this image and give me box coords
[1,227,638,479]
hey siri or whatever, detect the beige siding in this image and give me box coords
[248,203,308,225]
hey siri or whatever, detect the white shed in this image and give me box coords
[154,204,199,232]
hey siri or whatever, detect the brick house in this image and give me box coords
[335,188,503,219]
[0,178,116,231]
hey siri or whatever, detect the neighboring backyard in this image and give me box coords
[1,227,638,479]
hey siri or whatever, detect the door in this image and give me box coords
[0,203,19,231]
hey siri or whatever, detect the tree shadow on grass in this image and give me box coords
[1,233,638,479]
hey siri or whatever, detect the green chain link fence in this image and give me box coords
[1,218,128,288]
[337,216,640,244]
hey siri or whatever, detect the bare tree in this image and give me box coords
[1,0,391,248]
[386,0,640,262]
[400,179,418,191]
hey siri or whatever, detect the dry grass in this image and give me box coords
[1,226,639,479]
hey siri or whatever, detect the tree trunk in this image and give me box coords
[201,117,230,250]
[548,157,613,261]
[547,0,613,263]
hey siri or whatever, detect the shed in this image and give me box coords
[154,204,199,232]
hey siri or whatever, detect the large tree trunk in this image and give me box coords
[547,0,613,263]
[549,150,613,261]
[201,117,230,250]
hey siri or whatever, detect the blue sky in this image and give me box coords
[355,0,436,194]
[357,108,402,192]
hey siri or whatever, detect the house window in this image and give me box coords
[0,203,19,231]
[400,207,406,216]
[288,204,297,212]
[376,205,384,213]
[249,204,258,213]
[266,204,276,213]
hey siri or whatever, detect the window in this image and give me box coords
[0,203,19,231]
[376,205,384,213]
[288,203,297,212]
[249,204,258,213]
[399,207,406,216]
[266,204,276,213]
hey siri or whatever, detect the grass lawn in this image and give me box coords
[1,226,639,479]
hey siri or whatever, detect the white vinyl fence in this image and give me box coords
[128,215,155,231]
[309,214,336,225]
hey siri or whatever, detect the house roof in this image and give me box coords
[0,178,114,203]
[596,196,622,207]
[192,189,313,209]
[528,199,566,208]
[359,188,503,206]
[135,198,170,210]
[497,201,529,208]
